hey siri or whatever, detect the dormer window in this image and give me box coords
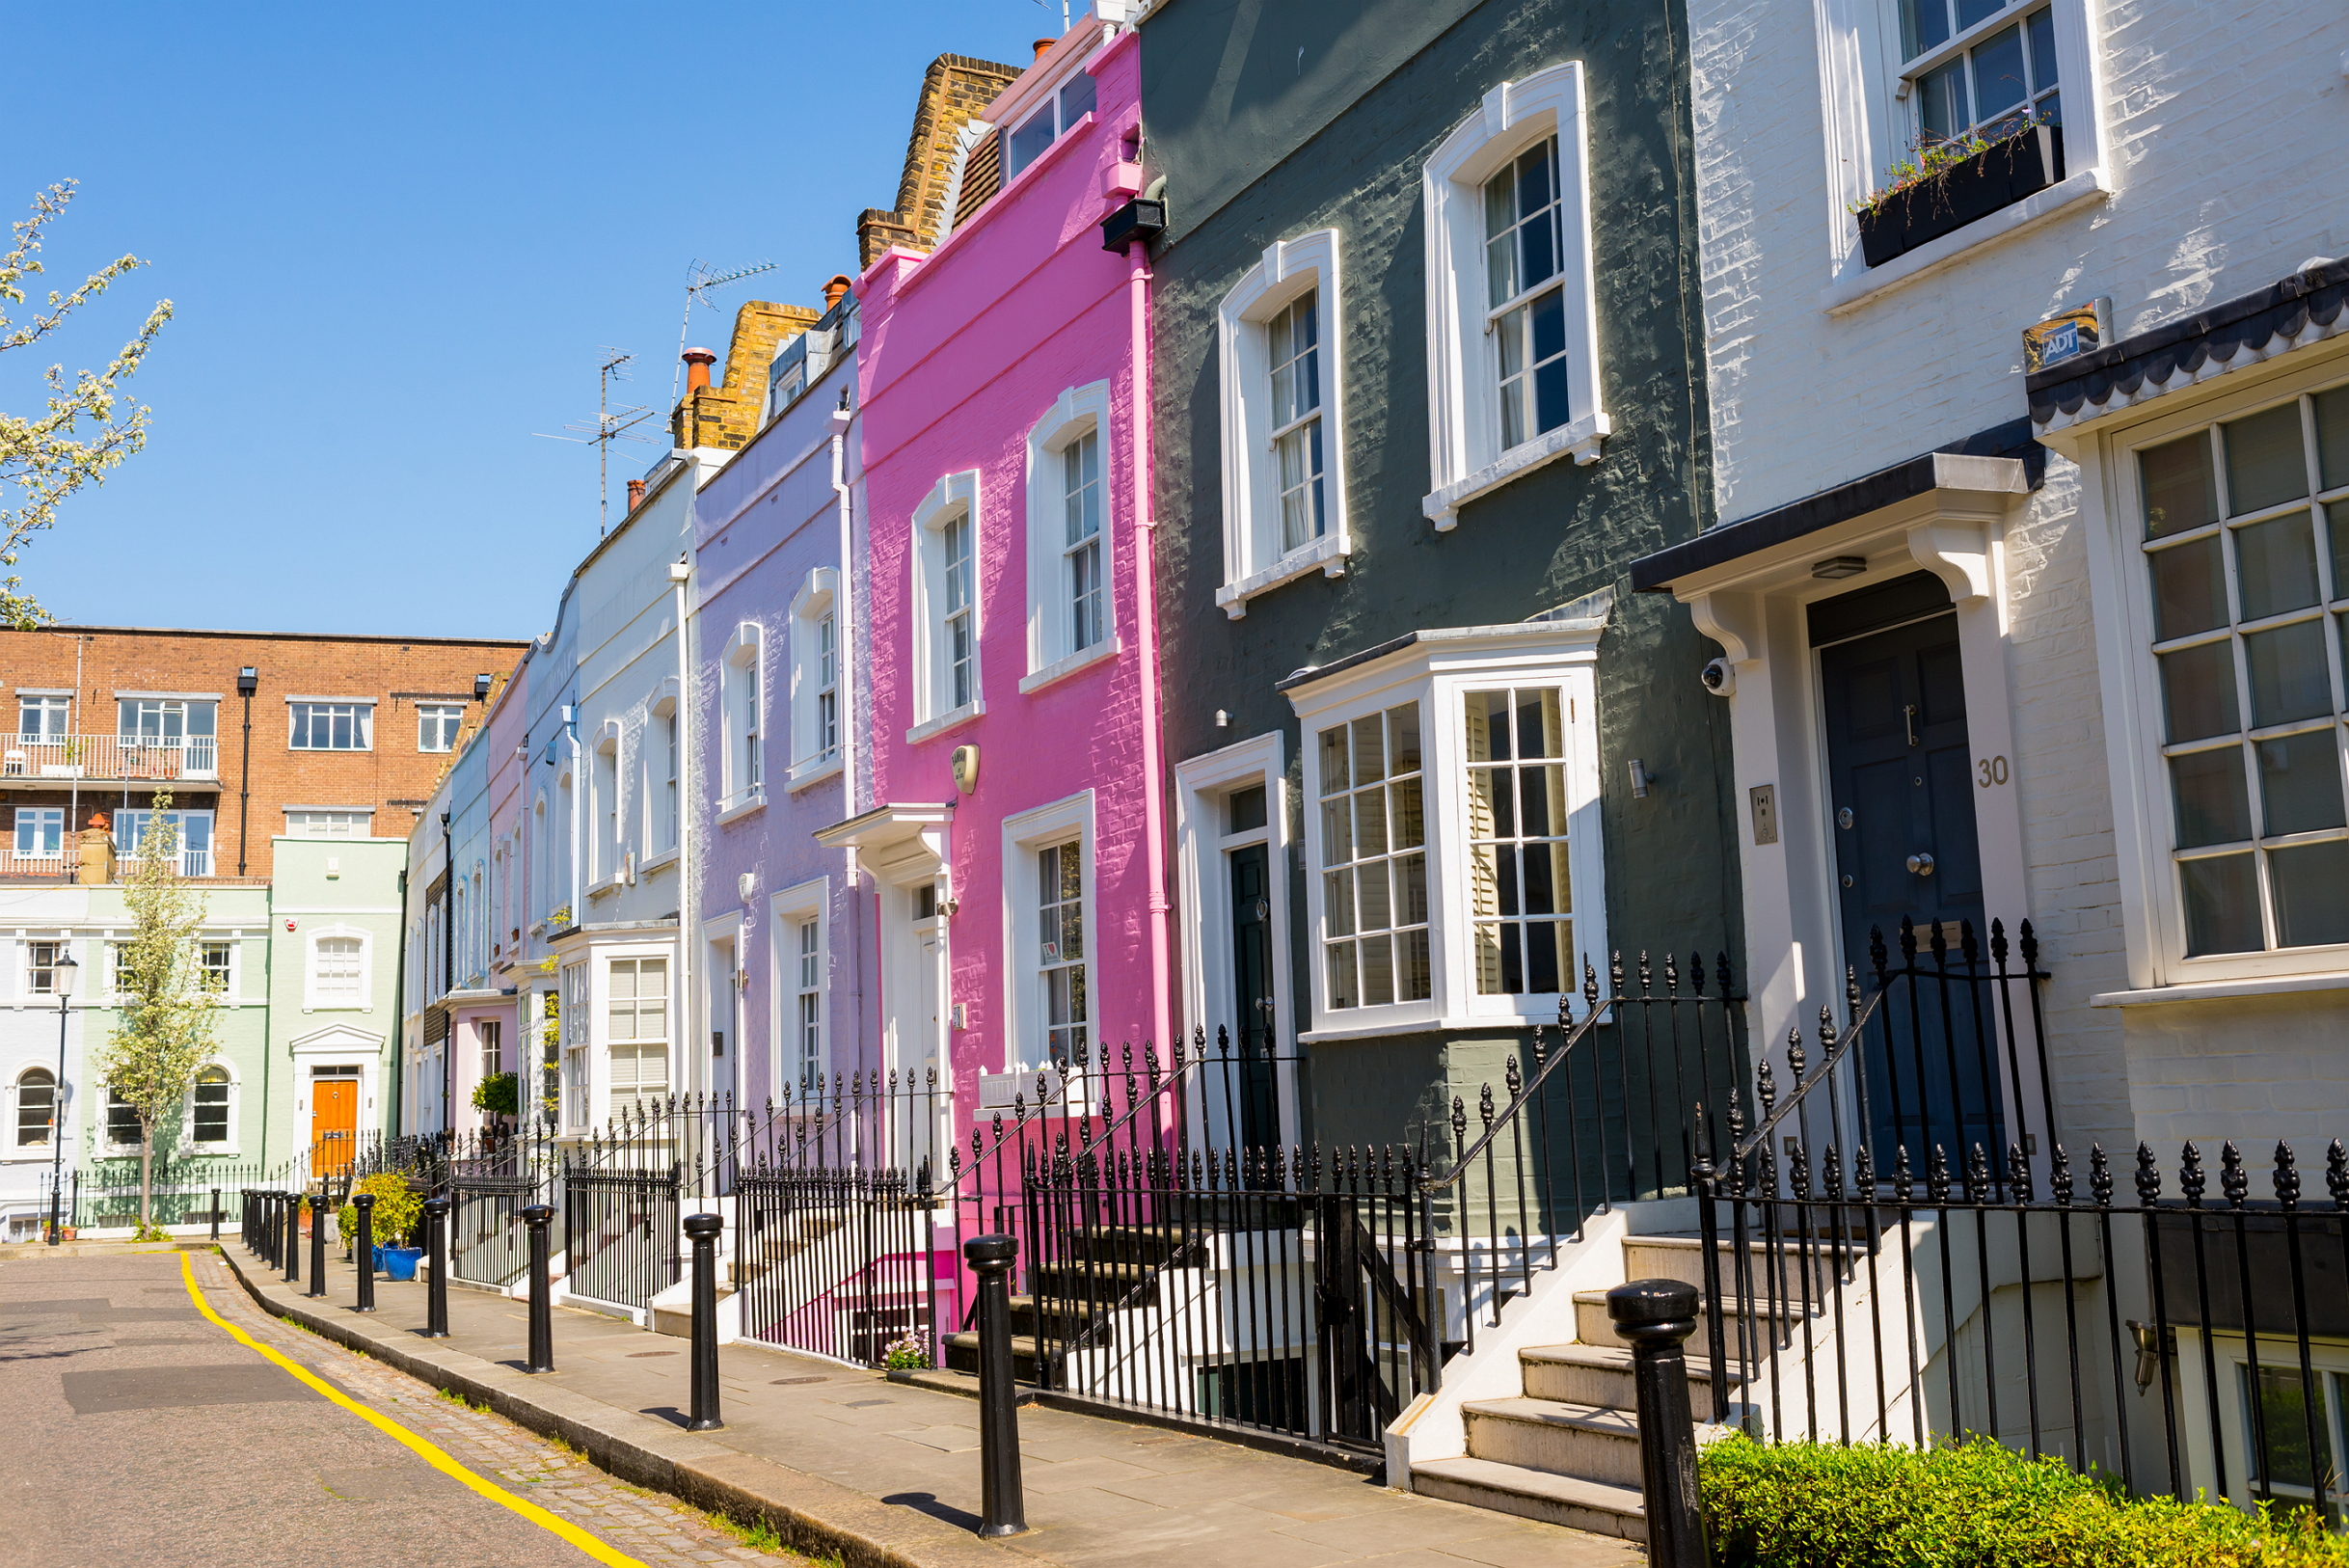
[1004,70,1097,181]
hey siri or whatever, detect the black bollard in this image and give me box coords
[240,1188,251,1248]
[268,1191,284,1267]
[422,1195,451,1338]
[684,1212,724,1430]
[353,1192,377,1312]
[284,1190,302,1285]
[963,1234,1027,1538]
[1606,1279,1713,1568]
[259,1191,274,1265]
[308,1192,329,1298]
[209,1187,221,1243]
[521,1203,554,1373]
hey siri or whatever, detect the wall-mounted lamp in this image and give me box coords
[1629,759,1654,799]
[1811,555,1868,581]
[236,667,259,696]
[474,673,494,700]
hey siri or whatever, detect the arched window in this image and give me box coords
[14,1067,54,1149]
[192,1065,231,1146]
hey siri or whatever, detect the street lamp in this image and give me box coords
[46,948,78,1247]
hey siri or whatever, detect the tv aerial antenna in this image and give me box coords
[671,257,780,403]
[532,348,660,536]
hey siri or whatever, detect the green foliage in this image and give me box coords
[0,180,173,627]
[92,792,217,1230]
[337,1172,422,1249]
[471,1071,520,1119]
[131,1222,169,1242]
[1700,1433,2349,1568]
[1851,115,2051,218]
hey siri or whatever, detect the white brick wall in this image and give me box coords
[1688,0,2349,1149]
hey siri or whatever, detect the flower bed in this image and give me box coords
[1699,1434,2349,1567]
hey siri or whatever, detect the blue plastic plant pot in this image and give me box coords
[379,1245,424,1282]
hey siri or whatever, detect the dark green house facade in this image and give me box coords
[1137,0,1736,1159]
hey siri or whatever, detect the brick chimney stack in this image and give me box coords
[668,302,824,450]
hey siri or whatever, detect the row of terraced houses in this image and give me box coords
[23,0,2349,1537]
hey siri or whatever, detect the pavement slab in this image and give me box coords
[201,1240,1640,1568]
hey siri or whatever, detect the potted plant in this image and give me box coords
[1853,119,2064,267]
[472,1070,520,1126]
[338,1172,425,1280]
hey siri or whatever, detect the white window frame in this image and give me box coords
[1421,64,1608,529]
[2081,354,2349,990]
[1023,382,1121,689]
[12,1065,59,1149]
[1216,230,1352,617]
[590,720,623,888]
[284,808,374,838]
[1286,614,1610,1041]
[200,936,238,1000]
[17,694,68,741]
[14,805,65,861]
[1000,791,1096,1076]
[644,688,681,860]
[790,572,844,789]
[418,702,466,753]
[286,697,377,751]
[909,470,986,741]
[1820,0,2108,311]
[117,809,215,878]
[187,1060,237,1151]
[770,875,828,1098]
[1000,60,1098,183]
[303,924,373,1013]
[602,950,672,1121]
[1172,731,1302,1151]
[719,623,767,821]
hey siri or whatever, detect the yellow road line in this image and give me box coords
[179,1250,649,1568]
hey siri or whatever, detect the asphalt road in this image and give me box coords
[0,1246,796,1568]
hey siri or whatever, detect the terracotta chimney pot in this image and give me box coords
[823,274,851,310]
[682,347,716,392]
[1033,38,1055,61]
[627,478,647,512]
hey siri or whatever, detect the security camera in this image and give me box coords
[1701,657,1737,697]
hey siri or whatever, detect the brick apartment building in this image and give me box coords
[0,625,530,880]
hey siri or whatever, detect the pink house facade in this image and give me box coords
[836,20,1167,1165]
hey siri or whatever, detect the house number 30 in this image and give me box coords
[1977,755,2010,787]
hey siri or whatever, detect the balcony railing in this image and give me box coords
[2,734,220,783]
[0,843,230,882]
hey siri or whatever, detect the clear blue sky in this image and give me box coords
[3,2,1060,639]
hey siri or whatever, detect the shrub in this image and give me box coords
[882,1328,932,1371]
[1699,1433,2349,1568]
[472,1071,520,1120]
[337,1172,422,1249]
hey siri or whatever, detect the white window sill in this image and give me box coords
[1216,535,1350,619]
[587,875,623,900]
[716,790,767,826]
[1821,167,2111,317]
[1423,413,1612,530]
[786,753,844,793]
[906,700,985,747]
[638,849,679,876]
[1018,637,1121,695]
[2091,970,2349,1009]
[1301,1008,1593,1043]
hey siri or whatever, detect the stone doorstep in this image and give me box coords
[211,1246,1021,1568]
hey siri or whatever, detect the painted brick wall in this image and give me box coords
[1686,0,2349,1149]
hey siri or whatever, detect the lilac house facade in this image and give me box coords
[836,20,1166,1167]
[691,286,873,1118]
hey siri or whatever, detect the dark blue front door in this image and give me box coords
[1818,598,1999,1165]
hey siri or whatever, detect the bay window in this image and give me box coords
[1284,608,1609,1036]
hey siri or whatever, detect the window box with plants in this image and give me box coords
[1854,120,2064,268]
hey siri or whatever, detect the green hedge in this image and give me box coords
[1699,1433,2349,1567]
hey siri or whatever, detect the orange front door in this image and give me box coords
[311,1079,358,1173]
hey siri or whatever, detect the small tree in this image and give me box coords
[93,791,216,1231]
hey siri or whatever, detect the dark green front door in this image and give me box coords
[1228,841,1280,1151]
[1819,601,1998,1162]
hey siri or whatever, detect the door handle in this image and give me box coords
[1904,704,1920,748]
[1905,852,1936,877]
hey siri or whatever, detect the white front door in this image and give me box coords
[706,936,739,1105]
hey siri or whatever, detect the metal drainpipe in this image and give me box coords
[442,810,455,1136]
[1123,238,1174,1061]
[669,559,695,1096]
[236,687,254,876]
[829,398,860,1078]
[389,868,407,1139]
